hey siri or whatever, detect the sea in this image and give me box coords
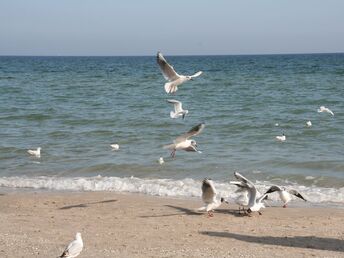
[0,54,343,206]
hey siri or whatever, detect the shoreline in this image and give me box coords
[1,191,344,257]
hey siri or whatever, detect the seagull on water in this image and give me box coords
[276,134,286,142]
[318,106,334,116]
[157,51,202,94]
[264,185,307,208]
[198,178,224,217]
[167,99,188,119]
[111,144,119,151]
[27,147,41,158]
[163,123,205,158]
[59,232,83,258]
[233,172,268,215]
[306,120,312,127]
[158,157,164,165]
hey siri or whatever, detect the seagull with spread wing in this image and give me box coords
[198,178,224,217]
[167,99,188,119]
[264,185,307,208]
[163,123,205,158]
[157,51,202,94]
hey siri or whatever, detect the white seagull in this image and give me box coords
[110,144,119,151]
[27,147,41,158]
[306,120,312,127]
[167,99,188,119]
[264,185,307,208]
[230,181,250,213]
[276,134,286,142]
[317,106,334,116]
[198,178,224,217]
[59,232,83,258]
[234,172,268,215]
[163,123,205,158]
[158,157,164,165]
[157,51,202,94]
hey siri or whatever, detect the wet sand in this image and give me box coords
[0,191,343,257]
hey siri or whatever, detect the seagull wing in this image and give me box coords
[167,99,183,113]
[175,123,205,143]
[190,71,203,78]
[264,185,283,194]
[229,181,250,189]
[202,179,217,203]
[157,52,180,81]
[288,190,307,201]
[234,172,255,187]
[60,239,82,258]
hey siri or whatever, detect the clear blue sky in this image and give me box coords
[1,0,344,56]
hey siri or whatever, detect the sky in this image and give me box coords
[1,0,344,56]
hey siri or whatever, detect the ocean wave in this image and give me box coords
[0,176,343,206]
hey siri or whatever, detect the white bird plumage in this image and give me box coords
[164,123,205,158]
[59,232,83,258]
[306,120,312,127]
[27,147,41,158]
[317,106,334,116]
[276,134,286,142]
[111,144,119,151]
[167,99,188,119]
[264,185,307,208]
[198,178,224,217]
[157,52,202,94]
[158,157,164,165]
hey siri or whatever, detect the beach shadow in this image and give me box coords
[200,231,344,252]
[59,199,117,210]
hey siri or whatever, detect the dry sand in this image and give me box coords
[0,191,343,258]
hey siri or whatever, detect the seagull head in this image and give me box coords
[75,232,82,240]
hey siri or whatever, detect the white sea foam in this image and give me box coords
[0,176,343,206]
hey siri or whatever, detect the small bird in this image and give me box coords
[198,178,224,217]
[164,123,205,158]
[110,144,119,151]
[157,51,202,94]
[59,232,83,258]
[275,123,279,127]
[276,134,286,142]
[158,157,164,165]
[27,147,41,158]
[317,106,334,116]
[264,186,307,208]
[233,172,268,215]
[306,121,312,127]
[167,99,188,119]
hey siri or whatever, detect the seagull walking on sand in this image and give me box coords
[111,144,119,151]
[233,172,268,215]
[167,99,188,119]
[198,178,224,217]
[27,147,41,158]
[163,123,205,158]
[157,51,202,94]
[59,232,83,258]
[306,121,312,127]
[276,134,286,142]
[318,106,334,116]
[264,186,307,208]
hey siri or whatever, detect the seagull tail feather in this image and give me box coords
[164,82,176,93]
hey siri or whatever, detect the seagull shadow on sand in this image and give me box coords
[59,199,117,210]
[200,231,344,252]
[140,205,244,218]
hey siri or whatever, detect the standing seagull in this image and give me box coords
[264,186,307,208]
[157,51,202,94]
[230,181,250,213]
[59,232,83,258]
[318,106,334,116]
[167,99,188,119]
[163,123,205,158]
[234,172,268,215]
[198,178,224,217]
[27,147,41,158]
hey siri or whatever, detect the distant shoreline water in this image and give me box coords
[0,54,343,205]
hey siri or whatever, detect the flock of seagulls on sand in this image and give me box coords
[24,52,336,256]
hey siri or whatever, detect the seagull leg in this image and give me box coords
[207,211,214,218]
[283,204,287,208]
[258,211,262,215]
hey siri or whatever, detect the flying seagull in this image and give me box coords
[157,51,202,94]
[234,172,268,215]
[59,232,83,258]
[163,123,205,158]
[27,147,41,158]
[167,99,188,119]
[198,178,224,217]
[317,106,334,116]
[264,185,307,208]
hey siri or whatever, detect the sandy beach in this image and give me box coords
[0,191,343,258]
